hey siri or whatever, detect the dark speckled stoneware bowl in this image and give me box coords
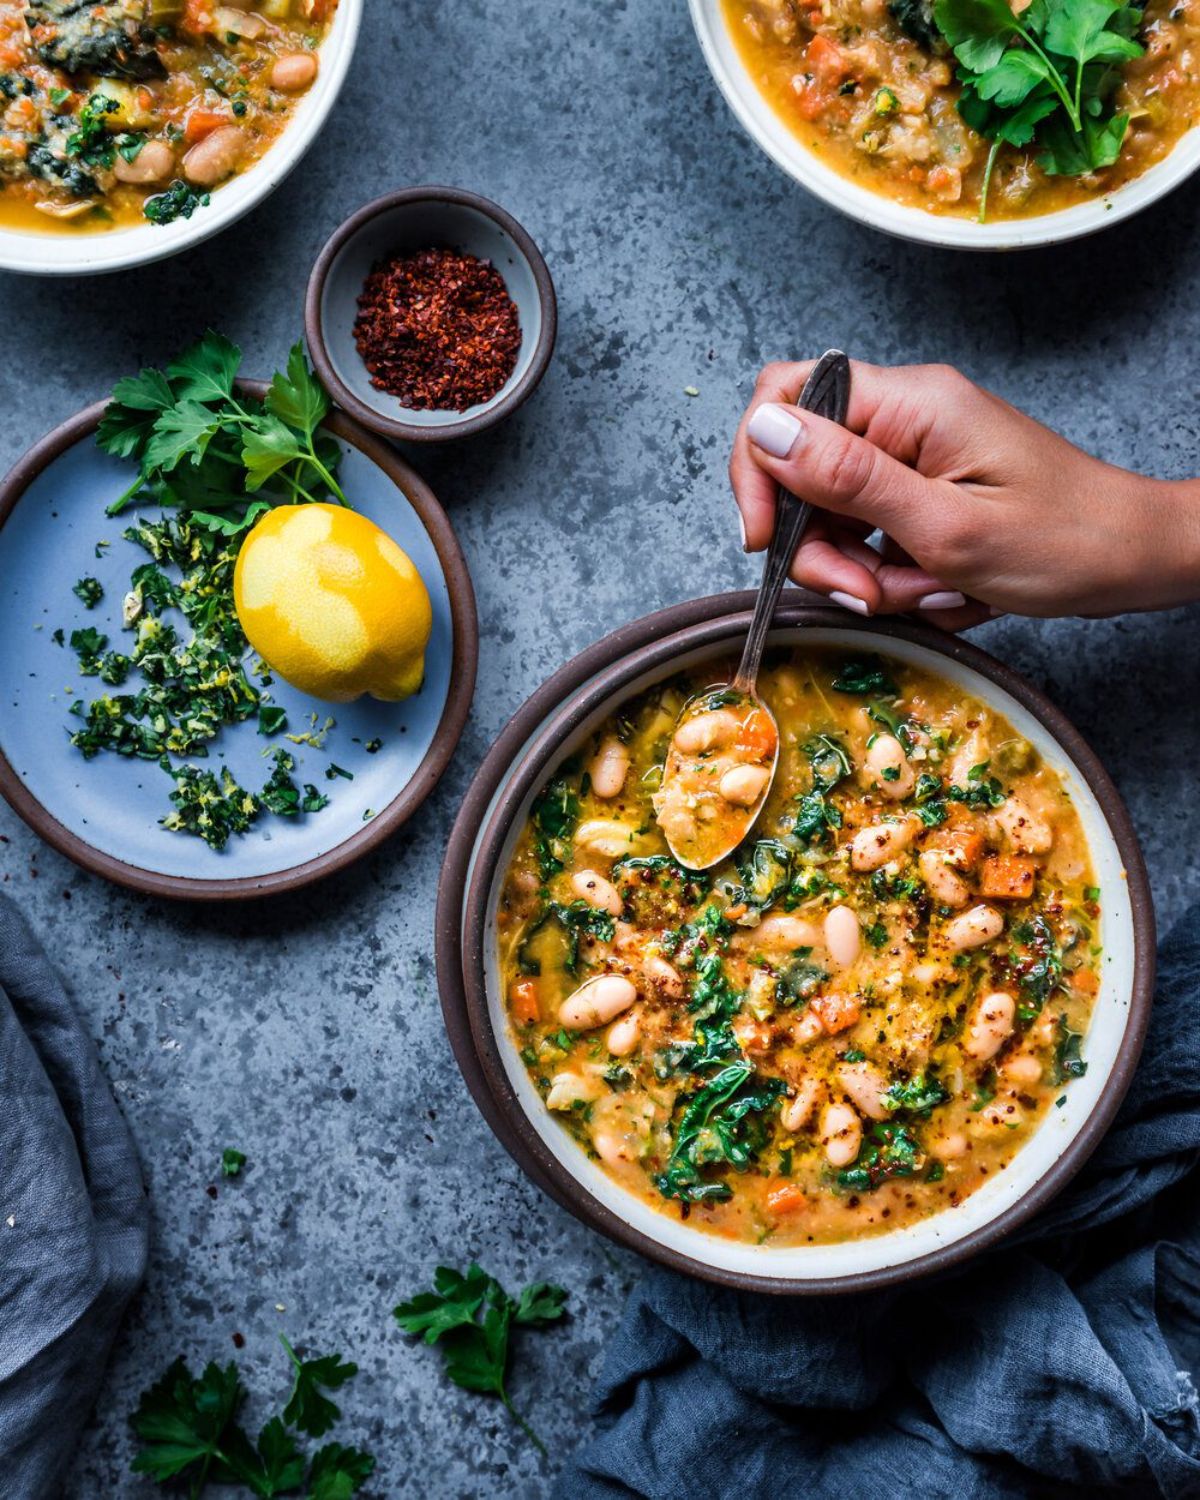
[305,187,557,445]
[436,594,1155,1293]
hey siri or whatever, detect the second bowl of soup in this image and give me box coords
[451,608,1153,1290]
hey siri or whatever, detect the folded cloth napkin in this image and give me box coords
[559,912,1200,1500]
[0,894,149,1499]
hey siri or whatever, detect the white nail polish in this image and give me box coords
[918,591,967,611]
[737,510,748,551]
[748,403,805,459]
[829,590,871,616]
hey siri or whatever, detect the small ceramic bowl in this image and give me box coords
[305,187,557,444]
[437,595,1156,1293]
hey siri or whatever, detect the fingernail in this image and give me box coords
[737,509,748,552]
[918,591,967,611]
[829,590,871,616]
[748,403,805,459]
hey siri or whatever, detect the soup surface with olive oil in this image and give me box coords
[497,648,1101,1247]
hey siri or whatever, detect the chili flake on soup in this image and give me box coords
[497,649,1101,1248]
[722,0,1200,221]
[0,0,334,234]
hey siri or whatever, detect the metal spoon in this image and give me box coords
[654,350,852,871]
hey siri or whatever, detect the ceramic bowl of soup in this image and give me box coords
[690,0,1200,249]
[0,0,361,276]
[437,596,1155,1292]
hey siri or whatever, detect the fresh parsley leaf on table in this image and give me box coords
[394,1264,568,1453]
[934,0,1144,219]
[221,1148,247,1177]
[130,1340,373,1498]
[98,331,346,535]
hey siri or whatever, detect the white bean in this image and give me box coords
[945,904,1004,952]
[673,708,739,755]
[589,736,630,799]
[592,1125,635,1167]
[719,762,770,806]
[919,849,970,908]
[113,139,174,184]
[559,975,637,1030]
[793,1010,824,1047]
[820,1101,862,1167]
[571,869,622,916]
[644,955,684,999]
[850,818,918,871]
[739,913,823,953]
[546,1072,602,1111]
[963,991,1016,1059]
[824,905,861,968]
[995,797,1053,854]
[606,1011,640,1057]
[182,125,245,186]
[575,818,643,858]
[1003,1053,1043,1086]
[837,1060,890,1121]
[270,51,319,91]
[865,733,915,799]
[781,1077,822,1132]
[931,1130,969,1160]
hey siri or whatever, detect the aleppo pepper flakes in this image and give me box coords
[353,246,521,412]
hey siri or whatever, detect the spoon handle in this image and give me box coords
[732,350,852,696]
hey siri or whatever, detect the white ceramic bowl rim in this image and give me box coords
[688,0,1200,250]
[463,616,1154,1288]
[0,0,362,276]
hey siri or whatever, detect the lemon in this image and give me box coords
[233,504,433,703]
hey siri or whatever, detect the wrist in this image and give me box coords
[1140,478,1200,610]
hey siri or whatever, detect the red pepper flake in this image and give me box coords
[353,246,522,412]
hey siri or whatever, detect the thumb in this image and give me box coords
[746,401,960,547]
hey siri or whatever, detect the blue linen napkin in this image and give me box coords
[0,894,149,1499]
[559,913,1200,1499]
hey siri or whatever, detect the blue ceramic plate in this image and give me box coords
[0,387,477,899]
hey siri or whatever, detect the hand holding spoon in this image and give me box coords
[652,350,852,870]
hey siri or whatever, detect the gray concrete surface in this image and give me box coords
[2,0,1199,1494]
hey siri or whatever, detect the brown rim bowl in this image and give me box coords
[437,594,1155,1293]
[304,186,557,445]
[0,383,478,901]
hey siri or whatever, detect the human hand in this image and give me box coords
[730,359,1200,630]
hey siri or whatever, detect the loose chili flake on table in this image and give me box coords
[353,246,522,412]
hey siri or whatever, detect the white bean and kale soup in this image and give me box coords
[724,0,1200,222]
[497,649,1101,1247]
[0,0,334,233]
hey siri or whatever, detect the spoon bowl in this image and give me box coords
[654,351,852,870]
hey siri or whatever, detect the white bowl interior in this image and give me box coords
[317,200,545,429]
[688,0,1200,249]
[0,0,362,276]
[473,626,1136,1283]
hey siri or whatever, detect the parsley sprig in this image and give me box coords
[98,331,346,536]
[394,1264,567,1454]
[129,1337,373,1498]
[934,0,1144,219]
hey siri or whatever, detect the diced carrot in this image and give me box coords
[182,0,213,34]
[766,1183,807,1217]
[1072,969,1099,997]
[735,707,778,760]
[810,992,860,1035]
[793,80,829,121]
[806,34,852,86]
[511,978,540,1026]
[978,854,1037,900]
[926,823,986,871]
[185,108,232,143]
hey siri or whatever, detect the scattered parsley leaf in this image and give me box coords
[280,1338,357,1440]
[221,1148,246,1177]
[72,575,104,608]
[394,1264,568,1454]
[258,705,288,737]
